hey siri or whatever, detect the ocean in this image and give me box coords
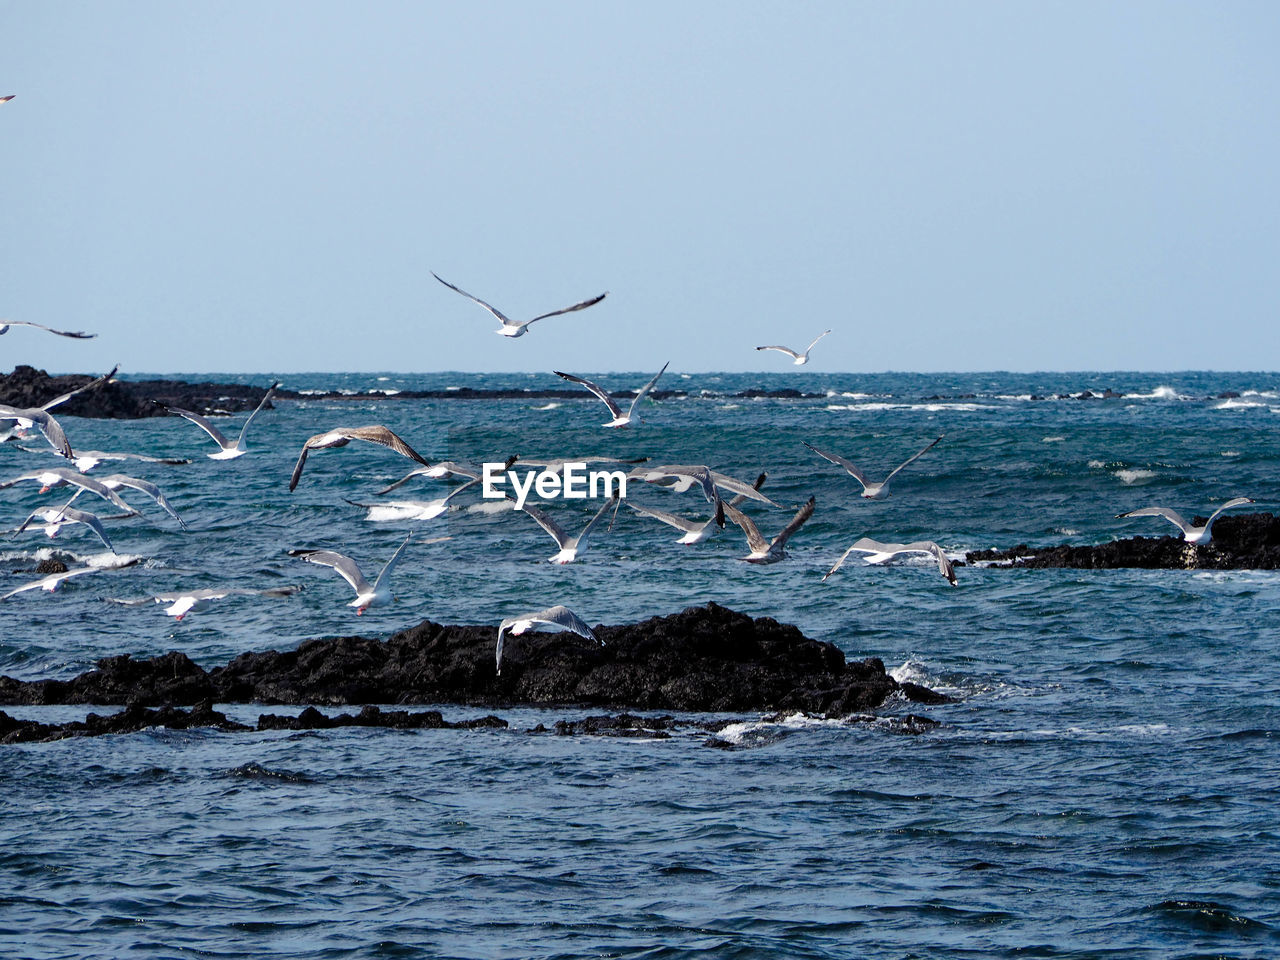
[2,370,1278,959]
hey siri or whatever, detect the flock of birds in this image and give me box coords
[0,267,1262,672]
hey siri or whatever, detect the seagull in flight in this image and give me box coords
[723,497,815,564]
[289,425,428,491]
[161,382,279,460]
[1116,497,1255,544]
[377,456,517,496]
[627,465,777,509]
[432,272,607,338]
[2,557,142,601]
[0,96,13,106]
[0,404,74,459]
[629,473,767,544]
[823,538,958,586]
[0,319,95,339]
[756,330,831,365]
[554,362,669,428]
[0,466,136,513]
[803,436,943,500]
[0,366,118,447]
[289,534,448,613]
[347,479,480,522]
[520,494,619,564]
[75,474,187,529]
[109,585,301,621]
[496,604,597,674]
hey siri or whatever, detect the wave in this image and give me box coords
[1115,468,1158,485]
[1215,398,1268,410]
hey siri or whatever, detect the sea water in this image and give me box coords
[1,371,1278,958]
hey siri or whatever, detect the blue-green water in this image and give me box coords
[2,371,1278,959]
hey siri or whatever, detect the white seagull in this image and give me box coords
[803,436,943,500]
[109,585,301,621]
[496,605,598,674]
[0,366,118,446]
[347,479,480,522]
[1116,497,1255,544]
[289,535,449,614]
[520,494,619,564]
[823,538,958,586]
[432,272,608,338]
[65,450,192,471]
[377,456,517,496]
[723,497,816,564]
[629,473,767,545]
[553,362,670,428]
[14,503,116,552]
[289,425,428,492]
[627,464,778,508]
[756,330,831,365]
[162,382,279,460]
[0,319,96,339]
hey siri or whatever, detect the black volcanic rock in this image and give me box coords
[966,512,1280,569]
[0,365,277,419]
[0,604,924,717]
[0,701,250,744]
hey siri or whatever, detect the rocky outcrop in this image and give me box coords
[967,512,1280,569]
[0,603,933,716]
[0,365,276,418]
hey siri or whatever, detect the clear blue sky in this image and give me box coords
[2,1,1278,374]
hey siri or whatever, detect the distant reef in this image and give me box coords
[966,512,1280,569]
[0,603,945,743]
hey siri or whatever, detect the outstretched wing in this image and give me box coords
[756,344,802,360]
[1116,506,1190,535]
[290,548,370,595]
[625,361,670,417]
[627,501,702,534]
[41,366,120,411]
[371,534,413,595]
[883,436,944,485]
[527,291,608,326]
[575,493,620,547]
[520,502,570,548]
[770,496,815,551]
[722,503,770,554]
[804,330,832,354]
[555,371,622,419]
[166,405,231,449]
[802,441,868,488]
[345,426,429,465]
[288,444,310,492]
[432,272,516,326]
[235,381,280,446]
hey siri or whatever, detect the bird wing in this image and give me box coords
[770,496,816,551]
[625,361,670,417]
[520,502,570,548]
[527,292,608,325]
[709,470,779,507]
[290,549,370,595]
[166,405,231,448]
[63,472,136,513]
[1205,497,1255,528]
[722,503,770,554]
[573,493,620,548]
[1,567,98,600]
[54,506,115,552]
[432,272,516,326]
[371,534,413,595]
[41,366,119,411]
[534,605,597,640]
[756,344,802,359]
[627,501,702,534]
[803,330,832,355]
[99,474,187,529]
[288,444,311,492]
[23,409,74,459]
[235,381,279,447]
[822,544,862,582]
[1117,506,1190,535]
[554,371,622,419]
[802,441,868,488]
[728,472,768,508]
[4,320,96,338]
[883,436,944,485]
[343,426,429,465]
[902,541,957,585]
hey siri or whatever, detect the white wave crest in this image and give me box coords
[1215,399,1267,410]
[533,402,561,411]
[1115,468,1157,485]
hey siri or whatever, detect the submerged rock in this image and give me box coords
[967,512,1280,569]
[0,603,927,717]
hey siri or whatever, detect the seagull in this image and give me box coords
[289,534,448,613]
[520,494,619,564]
[756,330,831,365]
[553,362,670,428]
[65,450,192,471]
[629,473,767,544]
[109,585,301,621]
[496,604,597,675]
[14,503,116,552]
[432,272,608,338]
[1,366,119,445]
[0,319,95,339]
[723,497,815,564]
[1116,497,1255,544]
[0,404,73,459]
[289,425,429,492]
[823,538,958,586]
[162,382,279,460]
[0,96,13,105]
[803,436,943,500]
[2,557,142,601]
[346,479,480,521]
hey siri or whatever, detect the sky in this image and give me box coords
[2,0,1278,375]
